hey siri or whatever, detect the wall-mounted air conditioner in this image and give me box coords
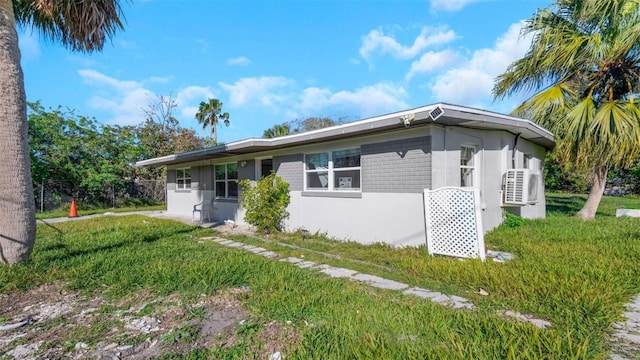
[503,169,540,205]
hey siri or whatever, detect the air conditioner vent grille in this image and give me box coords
[503,169,540,205]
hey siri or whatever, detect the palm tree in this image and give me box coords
[262,123,291,138]
[0,0,125,263]
[493,0,640,219]
[195,98,230,145]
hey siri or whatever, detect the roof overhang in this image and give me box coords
[136,103,555,167]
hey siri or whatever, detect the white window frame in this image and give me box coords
[214,163,238,199]
[176,168,191,190]
[304,148,361,192]
[460,145,476,188]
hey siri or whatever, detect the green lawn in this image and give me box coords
[2,193,639,358]
[35,203,166,220]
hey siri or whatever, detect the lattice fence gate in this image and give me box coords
[423,187,485,261]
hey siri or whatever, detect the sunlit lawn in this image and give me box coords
[1,193,639,358]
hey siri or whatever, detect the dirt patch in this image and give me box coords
[0,283,300,359]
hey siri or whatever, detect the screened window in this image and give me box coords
[305,149,361,191]
[215,163,238,198]
[176,168,191,190]
[460,145,475,187]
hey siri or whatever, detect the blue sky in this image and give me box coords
[18,0,549,143]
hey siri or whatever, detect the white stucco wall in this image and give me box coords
[286,191,427,247]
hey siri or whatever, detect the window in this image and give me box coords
[305,148,361,191]
[176,168,191,190]
[215,163,238,198]
[460,145,475,187]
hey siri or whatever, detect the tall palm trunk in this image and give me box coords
[576,166,608,220]
[0,0,36,263]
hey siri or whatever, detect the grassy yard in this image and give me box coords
[35,203,166,220]
[1,193,639,358]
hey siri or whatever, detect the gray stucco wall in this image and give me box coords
[361,136,431,193]
[274,154,303,191]
[238,159,255,181]
[163,126,548,247]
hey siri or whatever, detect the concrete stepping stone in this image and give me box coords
[351,274,408,290]
[295,261,318,269]
[280,257,303,264]
[402,287,475,310]
[499,310,551,329]
[320,267,359,278]
[247,247,266,254]
[225,242,244,248]
[259,251,279,259]
[610,294,640,359]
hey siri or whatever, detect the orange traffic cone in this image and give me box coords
[69,199,78,218]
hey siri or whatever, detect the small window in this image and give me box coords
[215,163,238,198]
[176,168,191,190]
[460,145,475,187]
[305,149,361,191]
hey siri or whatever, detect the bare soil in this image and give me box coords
[0,282,300,359]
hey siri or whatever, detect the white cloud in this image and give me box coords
[78,70,216,125]
[359,26,456,61]
[79,69,142,92]
[430,0,482,11]
[406,49,459,80]
[196,39,208,53]
[18,31,40,60]
[219,75,407,123]
[146,76,172,84]
[175,86,216,119]
[430,22,533,106]
[227,56,251,66]
[298,83,408,118]
[78,70,150,125]
[219,76,294,107]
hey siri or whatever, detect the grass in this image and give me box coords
[35,204,166,220]
[2,193,640,358]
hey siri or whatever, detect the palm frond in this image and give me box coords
[14,0,127,53]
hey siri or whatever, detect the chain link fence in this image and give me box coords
[34,179,166,213]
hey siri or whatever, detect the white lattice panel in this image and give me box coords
[423,187,485,261]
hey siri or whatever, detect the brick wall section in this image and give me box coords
[361,136,431,193]
[274,154,303,191]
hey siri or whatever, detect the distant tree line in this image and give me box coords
[262,117,347,138]
[27,96,210,207]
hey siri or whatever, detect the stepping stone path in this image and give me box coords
[610,294,640,359]
[200,236,554,329]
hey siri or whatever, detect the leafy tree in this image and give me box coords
[262,116,345,139]
[27,101,139,205]
[493,0,640,219]
[195,98,229,145]
[262,123,291,138]
[135,95,205,180]
[0,0,126,263]
[239,173,290,233]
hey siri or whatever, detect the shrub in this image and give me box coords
[239,173,290,233]
[502,210,525,228]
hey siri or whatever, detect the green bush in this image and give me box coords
[502,210,525,228]
[239,173,290,233]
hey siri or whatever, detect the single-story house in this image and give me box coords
[136,103,554,247]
